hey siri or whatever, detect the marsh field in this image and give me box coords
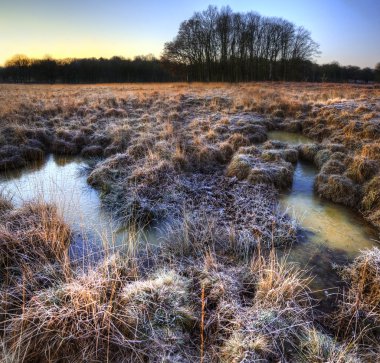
[0,82,380,362]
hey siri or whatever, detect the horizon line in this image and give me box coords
[1,54,376,70]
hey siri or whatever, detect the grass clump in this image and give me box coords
[0,201,72,339]
[361,143,380,160]
[320,159,346,175]
[247,162,293,190]
[314,149,333,169]
[5,257,196,362]
[219,252,359,363]
[315,174,359,207]
[0,201,71,280]
[226,152,294,190]
[346,155,379,183]
[226,154,252,180]
[361,175,380,228]
[334,248,380,358]
[298,143,321,162]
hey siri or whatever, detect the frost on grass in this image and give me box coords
[0,83,379,362]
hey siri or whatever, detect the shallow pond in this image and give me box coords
[1,135,379,296]
[267,131,314,145]
[0,155,158,261]
[269,131,379,296]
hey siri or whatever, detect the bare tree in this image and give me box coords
[163,6,320,82]
[375,62,380,82]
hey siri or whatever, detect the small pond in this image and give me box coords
[267,131,314,145]
[0,155,158,261]
[1,133,379,297]
[269,131,379,297]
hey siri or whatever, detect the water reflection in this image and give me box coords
[268,131,379,293]
[0,155,159,261]
[267,131,314,145]
[281,161,378,256]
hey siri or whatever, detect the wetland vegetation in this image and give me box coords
[0,82,379,362]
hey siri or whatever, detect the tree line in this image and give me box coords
[0,55,175,83]
[163,6,378,82]
[0,5,379,84]
[163,5,320,81]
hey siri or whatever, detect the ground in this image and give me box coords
[0,82,379,362]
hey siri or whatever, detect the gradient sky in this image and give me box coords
[1,0,379,67]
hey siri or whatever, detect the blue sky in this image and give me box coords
[1,0,379,67]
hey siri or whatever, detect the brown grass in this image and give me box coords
[0,201,71,281]
[334,248,380,358]
[0,82,379,361]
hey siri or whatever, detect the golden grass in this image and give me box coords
[335,247,380,355]
[0,201,71,280]
[0,81,379,361]
[0,196,373,362]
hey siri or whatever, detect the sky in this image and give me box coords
[1,0,379,68]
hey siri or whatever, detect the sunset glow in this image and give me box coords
[1,0,380,67]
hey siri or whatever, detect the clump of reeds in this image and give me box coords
[218,251,359,362]
[298,143,321,162]
[361,175,380,227]
[361,143,380,161]
[226,152,294,190]
[334,248,380,352]
[226,154,252,180]
[4,253,196,362]
[315,174,359,207]
[0,201,71,281]
[0,200,72,342]
[346,155,379,184]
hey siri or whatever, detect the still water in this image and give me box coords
[1,137,379,292]
[0,155,157,261]
[269,131,379,294]
[267,130,314,145]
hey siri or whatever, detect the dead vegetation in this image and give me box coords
[0,197,369,363]
[0,201,71,280]
[333,248,380,359]
[0,82,379,361]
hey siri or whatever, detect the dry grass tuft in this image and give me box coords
[361,143,380,160]
[335,248,380,350]
[0,201,71,281]
[0,82,379,361]
[5,260,196,362]
[226,152,294,190]
[316,174,359,207]
[219,252,358,362]
[361,175,380,228]
[346,155,379,183]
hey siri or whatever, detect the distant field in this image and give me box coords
[0,82,379,362]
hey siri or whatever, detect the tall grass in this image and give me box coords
[0,82,379,361]
[0,195,374,362]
